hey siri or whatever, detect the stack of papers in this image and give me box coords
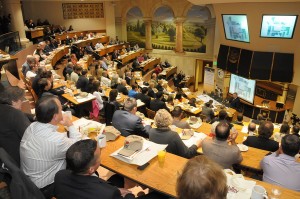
[181,132,207,147]
[111,140,167,166]
[75,93,96,103]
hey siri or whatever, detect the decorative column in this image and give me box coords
[278,83,289,104]
[121,17,127,42]
[174,17,185,53]
[115,17,127,41]
[143,17,152,50]
[6,0,30,45]
[204,18,216,56]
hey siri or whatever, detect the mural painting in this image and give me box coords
[183,5,210,53]
[151,6,175,50]
[126,7,145,47]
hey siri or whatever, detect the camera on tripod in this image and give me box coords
[291,113,300,125]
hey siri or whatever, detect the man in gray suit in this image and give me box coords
[201,102,215,123]
[201,121,243,169]
[112,98,151,138]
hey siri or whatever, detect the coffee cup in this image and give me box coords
[251,185,268,199]
[98,134,106,148]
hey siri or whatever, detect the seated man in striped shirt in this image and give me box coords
[20,96,81,199]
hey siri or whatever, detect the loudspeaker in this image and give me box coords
[217,44,229,70]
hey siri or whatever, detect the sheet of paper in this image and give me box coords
[181,132,207,148]
[110,140,168,166]
[136,99,145,107]
[75,93,96,103]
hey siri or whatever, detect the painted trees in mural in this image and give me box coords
[183,5,210,53]
[151,6,176,50]
[126,7,145,48]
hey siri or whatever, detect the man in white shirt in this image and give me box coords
[95,42,104,50]
[20,96,81,198]
[25,60,38,79]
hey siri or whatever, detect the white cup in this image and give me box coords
[64,111,72,120]
[251,185,268,199]
[98,134,106,148]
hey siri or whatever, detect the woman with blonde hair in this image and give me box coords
[149,109,201,158]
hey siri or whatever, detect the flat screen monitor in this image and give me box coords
[229,74,256,104]
[260,15,298,39]
[222,14,250,43]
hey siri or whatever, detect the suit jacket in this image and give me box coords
[54,170,125,199]
[111,52,119,60]
[149,128,197,158]
[116,84,128,95]
[112,110,150,138]
[76,76,89,92]
[135,93,151,108]
[243,136,279,152]
[202,139,243,169]
[125,76,131,85]
[0,104,31,167]
[230,97,241,110]
[150,99,169,112]
[147,88,156,98]
[172,120,191,129]
[201,106,215,122]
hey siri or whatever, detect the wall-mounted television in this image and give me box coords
[260,15,298,39]
[229,74,256,104]
[222,14,250,43]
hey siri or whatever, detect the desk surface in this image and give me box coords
[101,135,300,198]
[57,115,300,198]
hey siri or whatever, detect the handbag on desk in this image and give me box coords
[224,169,256,199]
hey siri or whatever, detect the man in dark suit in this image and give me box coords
[243,121,279,152]
[135,87,151,108]
[111,49,119,60]
[54,139,135,199]
[230,92,241,111]
[125,72,132,86]
[116,80,128,95]
[112,98,151,138]
[76,69,89,92]
[150,91,170,112]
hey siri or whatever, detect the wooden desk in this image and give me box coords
[101,136,186,197]
[73,37,110,48]
[101,135,300,198]
[45,46,70,69]
[59,115,300,198]
[140,58,161,73]
[119,49,144,65]
[0,49,19,79]
[54,31,107,42]
[26,28,44,39]
[95,44,126,56]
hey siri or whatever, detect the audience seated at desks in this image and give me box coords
[0,86,31,167]
[233,113,244,126]
[177,156,227,199]
[172,106,191,129]
[112,98,150,138]
[261,134,300,192]
[201,121,243,169]
[243,121,279,152]
[150,91,170,112]
[117,80,129,95]
[273,122,290,142]
[135,87,151,109]
[149,109,200,158]
[20,96,81,198]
